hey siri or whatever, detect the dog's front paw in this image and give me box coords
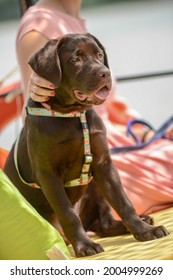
[133,225,169,242]
[74,239,104,257]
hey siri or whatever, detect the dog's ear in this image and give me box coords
[86,33,109,69]
[28,37,65,87]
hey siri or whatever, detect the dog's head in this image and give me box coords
[28,33,112,106]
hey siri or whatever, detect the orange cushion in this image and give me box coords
[0,147,9,169]
[0,81,23,130]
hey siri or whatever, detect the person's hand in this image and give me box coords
[28,72,55,102]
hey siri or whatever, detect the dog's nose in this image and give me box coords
[96,68,110,79]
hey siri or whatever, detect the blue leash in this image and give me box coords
[110,115,173,154]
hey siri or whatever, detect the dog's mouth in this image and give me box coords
[74,86,111,103]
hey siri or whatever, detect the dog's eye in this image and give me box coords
[70,56,80,63]
[98,53,104,60]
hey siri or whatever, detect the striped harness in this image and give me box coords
[14,107,93,188]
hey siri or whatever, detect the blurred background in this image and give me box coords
[0,0,173,150]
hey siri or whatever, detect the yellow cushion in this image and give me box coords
[70,207,173,260]
[0,169,71,260]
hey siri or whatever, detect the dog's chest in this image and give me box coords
[27,113,91,170]
[25,109,104,187]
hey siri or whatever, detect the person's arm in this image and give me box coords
[17,31,55,119]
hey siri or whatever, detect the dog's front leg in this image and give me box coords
[92,157,169,241]
[36,171,103,257]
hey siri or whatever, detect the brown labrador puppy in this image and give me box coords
[4,33,169,257]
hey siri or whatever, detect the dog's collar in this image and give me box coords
[15,106,93,188]
[26,106,83,118]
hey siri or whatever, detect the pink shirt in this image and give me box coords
[16,5,87,43]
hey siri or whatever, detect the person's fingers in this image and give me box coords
[31,72,55,90]
[30,83,55,97]
[30,91,50,102]
[29,72,55,102]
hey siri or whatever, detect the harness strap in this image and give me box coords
[14,135,40,188]
[65,112,93,187]
[14,107,93,188]
[26,107,82,118]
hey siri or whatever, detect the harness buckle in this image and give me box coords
[84,154,93,164]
